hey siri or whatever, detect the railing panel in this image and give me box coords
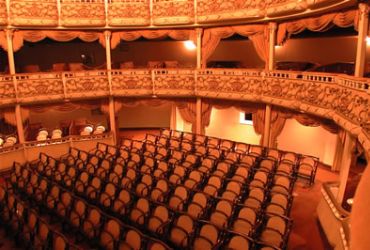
[64,70,109,98]
[16,73,64,102]
[152,0,194,25]
[266,0,308,17]
[111,69,152,96]
[0,75,16,105]
[9,0,58,26]
[153,69,195,96]
[0,0,7,25]
[196,0,265,23]
[107,0,150,26]
[60,0,106,27]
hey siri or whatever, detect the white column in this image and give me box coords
[337,132,355,203]
[6,29,16,74]
[263,104,272,147]
[268,22,277,71]
[196,28,202,69]
[15,105,25,144]
[170,103,177,130]
[108,97,117,145]
[196,97,202,134]
[332,132,344,171]
[355,3,369,77]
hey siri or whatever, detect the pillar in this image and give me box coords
[337,132,355,203]
[15,105,25,144]
[332,132,344,171]
[267,22,277,71]
[6,29,16,74]
[170,103,177,130]
[263,104,272,147]
[108,97,117,145]
[354,3,369,77]
[196,98,202,134]
[196,28,202,69]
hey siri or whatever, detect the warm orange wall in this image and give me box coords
[205,107,261,144]
[277,119,337,165]
[209,40,265,68]
[276,36,357,65]
[29,109,108,129]
[118,104,171,128]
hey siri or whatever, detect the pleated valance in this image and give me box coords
[0,30,106,51]
[202,24,268,67]
[110,29,196,49]
[277,9,359,45]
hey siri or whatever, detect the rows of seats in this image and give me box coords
[0,127,318,249]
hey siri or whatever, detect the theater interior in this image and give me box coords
[0,0,369,249]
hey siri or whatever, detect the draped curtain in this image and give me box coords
[277,9,359,45]
[202,24,268,67]
[0,30,106,52]
[111,29,196,49]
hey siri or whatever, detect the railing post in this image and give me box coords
[263,104,272,147]
[354,3,369,77]
[268,22,277,71]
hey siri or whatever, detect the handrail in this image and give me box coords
[0,0,355,28]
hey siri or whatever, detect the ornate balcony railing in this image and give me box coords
[0,0,355,28]
[0,67,369,157]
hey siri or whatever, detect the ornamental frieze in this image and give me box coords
[108,0,150,26]
[9,0,58,26]
[60,0,106,27]
[152,0,194,25]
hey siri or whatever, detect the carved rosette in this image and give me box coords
[196,0,265,23]
[111,70,152,96]
[16,74,64,102]
[60,0,106,27]
[152,0,194,25]
[0,0,7,25]
[0,76,16,104]
[9,0,58,26]
[65,74,109,98]
[108,0,150,26]
[153,70,195,96]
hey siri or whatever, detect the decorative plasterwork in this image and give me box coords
[60,0,106,27]
[0,69,369,156]
[266,0,308,17]
[196,0,265,23]
[107,0,150,27]
[0,0,7,26]
[9,0,58,27]
[152,0,194,25]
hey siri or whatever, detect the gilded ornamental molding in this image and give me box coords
[0,0,357,28]
[0,68,369,155]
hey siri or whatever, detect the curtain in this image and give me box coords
[277,9,359,45]
[3,30,106,52]
[111,29,196,49]
[202,24,268,67]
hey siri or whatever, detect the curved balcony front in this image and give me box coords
[0,68,369,156]
[0,0,357,28]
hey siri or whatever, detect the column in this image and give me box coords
[332,132,344,171]
[267,22,277,71]
[104,31,117,145]
[263,104,272,147]
[6,29,16,74]
[196,98,202,134]
[15,105,25,144]
[337,132,355,203]
[196,28,202,69]
[170,103,177,130]
[354,3,369,77]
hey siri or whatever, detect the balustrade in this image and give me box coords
[0,0,351,28]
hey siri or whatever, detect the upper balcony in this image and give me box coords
[0,0,357,29]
